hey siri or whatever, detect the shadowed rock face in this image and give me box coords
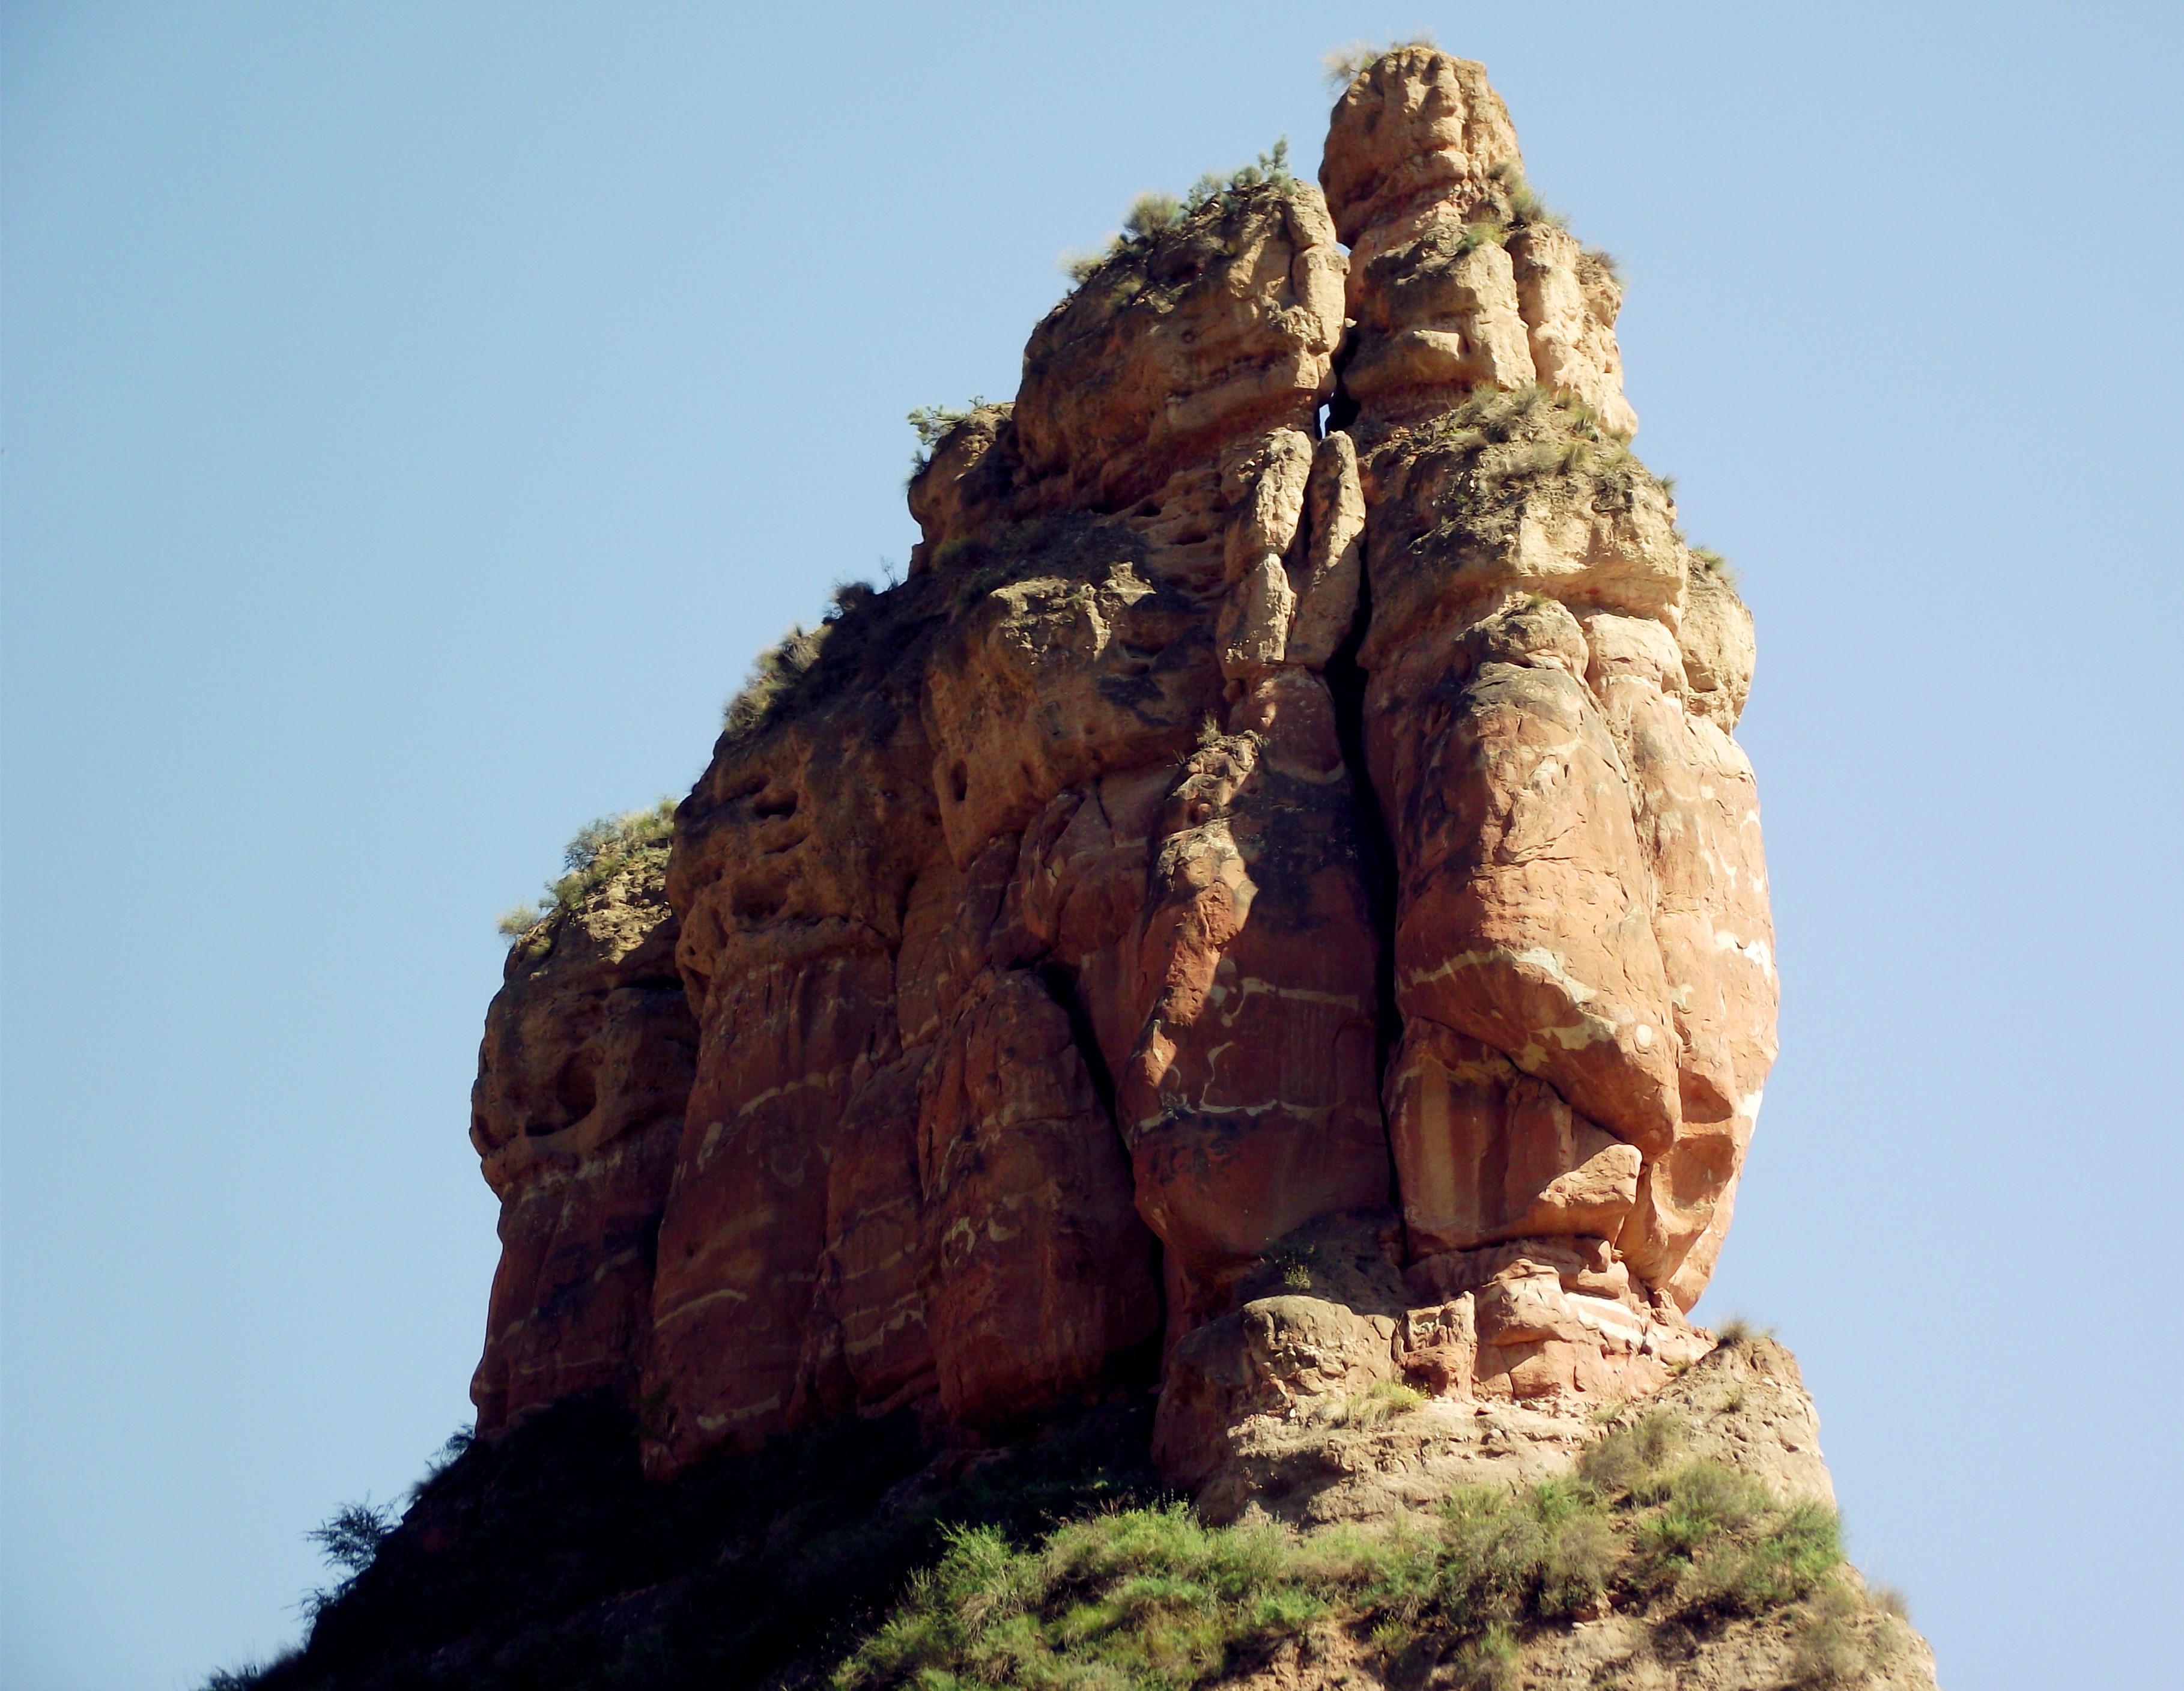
[467,48,1777,1486]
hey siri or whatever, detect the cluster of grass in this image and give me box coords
[1263,1241,1318,1289]
[722,621,830,738]
[202,1391,1902,1691]
[718,577,888,741]
[833,1410,1882,1690]
[1412,384,1658,532]
[300,1501,398,1620]
[1323,1379,1427,1430]
[1060,137,1297,287]
[495,799,676,947]
[1689,546,1743,589]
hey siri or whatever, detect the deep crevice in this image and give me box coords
[1035,961,1118,1129]
[1032,958,1166,1367]
[1320,491,1405,1194]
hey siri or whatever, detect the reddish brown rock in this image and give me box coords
[469,854,696,1434]
[917,966,1159,1428]
[466,48,1779,1487]
[1119,696,1389,1334]
[643,597,945,1470]
[1013,185,1344,512]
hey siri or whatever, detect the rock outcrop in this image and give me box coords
[469,847,696,1433]
[467,46,1779,1495]
[154,44,1970,1691]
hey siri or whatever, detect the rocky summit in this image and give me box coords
[248,46,1938,1691]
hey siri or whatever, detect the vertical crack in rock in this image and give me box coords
[464,44,1776,1487]
[1319,492,1402,1102]
[1035,959,1119,1129]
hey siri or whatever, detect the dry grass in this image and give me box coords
[835,1413,1851,1690]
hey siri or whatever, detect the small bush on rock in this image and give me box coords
[496,799,676,948]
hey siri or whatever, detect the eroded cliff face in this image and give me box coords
[469,852,695,1434]
[467,46,1777,1487]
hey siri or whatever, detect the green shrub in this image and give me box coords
[1488,160,1570,232]
[1633,1462,1771,1571]
[836,1504,1338,1690]
[1786,1576,1895,1686]
[1183,136,1293,213]
[1452,216,1512,260]
[1678,1498,1842,1617]
[1577,1409,1685,1497]
[1445,1621,1520,1691]
[232,1386,1872,1690]
[495,902,545,941]
[908,397,990,453]
[1123,191,1183,240]
[497,798,676,946]
[1058,141,1301,299]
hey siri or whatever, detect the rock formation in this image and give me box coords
[467,45,1778,1491]
[205,45,1959,1691]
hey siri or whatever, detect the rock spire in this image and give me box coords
[467,46,1776,1489]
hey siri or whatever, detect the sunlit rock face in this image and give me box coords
[468,858,696,1436]
[466,46,1775,1485]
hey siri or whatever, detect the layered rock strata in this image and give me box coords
[469,853,696,1433]
[468,46,1778,1486]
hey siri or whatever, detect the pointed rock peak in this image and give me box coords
[1321,46,1522,247]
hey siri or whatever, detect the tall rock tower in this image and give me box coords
[468,46,1776,1486]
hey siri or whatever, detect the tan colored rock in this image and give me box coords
[1681,554,1759,727]
[467,46,1778,1484]
[1284,431,1365,669]
[1397,1296,1476,1396]
[785,1050,932,1423]
[1013,184,1344,512]
[1325,46,1638,436]
[469,857,696,1434]
[1581,610,1776,1292]
[1509,224,1640,437]
[1320,47,1520,248]
[643,597,947,1471]
[431,55,1927,1687]
[1386,1019,1643,1255]
[1221,428,1314,588]
[1342,223,1537,416]
[922,544,1218,865]
[1366,592,1685,1155]
[906,402,1019,569]
[1153,1294,1400,1492]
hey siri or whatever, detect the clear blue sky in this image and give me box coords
[4,2,2179,1686]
